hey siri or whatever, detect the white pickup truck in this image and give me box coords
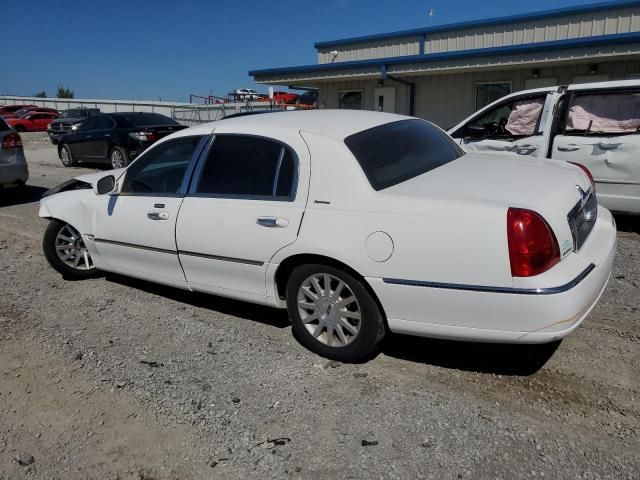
[448,80,640,215]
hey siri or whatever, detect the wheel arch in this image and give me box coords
[273,253,388,326]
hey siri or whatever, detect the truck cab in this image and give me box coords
[448,80,640,215]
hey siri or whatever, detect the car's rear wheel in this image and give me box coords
[109,146,128,169]
[286,264,386,362]
[59,144,76,167]
[43,219,98,279]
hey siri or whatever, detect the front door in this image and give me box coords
[373,87,396,113]
[83,115,116,160]
[551,89,640,214]
[176,132,309,300]
[450,92,557,158]
[70,117,98,159]
[92,135,206,287]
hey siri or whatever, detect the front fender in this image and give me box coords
[39,190,96,236]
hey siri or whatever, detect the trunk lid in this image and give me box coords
[382,153,594,257]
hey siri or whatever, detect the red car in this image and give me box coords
[0,104,37,117]
[7,111,60,132]
[272,91,298,103]
[3,106,58,119]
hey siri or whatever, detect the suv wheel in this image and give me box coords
[109,146,128,169]
[286,264,386,362]
[59,144,77,167]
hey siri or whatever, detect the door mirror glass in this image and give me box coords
[95,175,116,195]
[464,124,487,139]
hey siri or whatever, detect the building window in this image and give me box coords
[339,90,363,110]
[476,82,512,110]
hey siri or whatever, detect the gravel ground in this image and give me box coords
[0,132,638,479]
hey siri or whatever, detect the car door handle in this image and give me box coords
[147,211,170,220]
[256,216,289,228]
[597,142,621,150]
[557,145,581,152]
[104,133,110,137]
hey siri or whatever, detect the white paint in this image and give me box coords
[40,109,616,346]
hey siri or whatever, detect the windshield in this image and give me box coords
[344,119,464,191]
[61,109,84,118]
[14,108,31,116]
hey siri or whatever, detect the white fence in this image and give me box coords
[0,96,277,126]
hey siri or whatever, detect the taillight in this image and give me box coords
[507,208,561,277]
[2,132,23,149]
[568,162,595,192]
[129,131,156,142]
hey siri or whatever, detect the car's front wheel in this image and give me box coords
[14,125,25,133]
[43,219,98,279]
[286,264,386,362]
[109,146,128,169]
[59,144,77,167]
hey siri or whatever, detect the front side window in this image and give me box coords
[345,119,464,191]
[121,136,203,195]
[476,82,512,110]
[80,117,98,131]
[453,95,546,140]
[195,135,296,200]
[564,92,640,135]
[95,116,115,130]
[339,90,363,110]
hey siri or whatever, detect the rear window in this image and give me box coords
[0,118,9,132]
[118,113,178,127]
[344,119,464,191]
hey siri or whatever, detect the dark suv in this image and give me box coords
[57,112,186,169]
[47,108,100,144]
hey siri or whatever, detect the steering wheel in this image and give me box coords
[498,118,508,135]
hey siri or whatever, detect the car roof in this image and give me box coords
[568,79,640,91]
[181,109,411,140]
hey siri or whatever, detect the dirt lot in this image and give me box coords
[1,133,639,479]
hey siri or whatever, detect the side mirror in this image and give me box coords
[95,175,116,195]
[464,124,486,139]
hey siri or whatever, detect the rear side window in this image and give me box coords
[195,135,296,200]
[565,92,640,135]
[344,119,464,191]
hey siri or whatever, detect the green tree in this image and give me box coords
[56,85,74,99]
[34,91,47,98]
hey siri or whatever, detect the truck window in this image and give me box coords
[564,92,640,135]
[452,95,547,140]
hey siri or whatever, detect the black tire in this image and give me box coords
[59,144,76,167]
[109,146,128,169]
[43,219,99,279]
[286,264,386,363]
[14,125,25,133]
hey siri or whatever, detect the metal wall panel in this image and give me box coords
[314,6,640,61]
[317,37,420,64]
[425,7,640,54]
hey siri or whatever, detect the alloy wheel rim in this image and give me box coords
[111,149,124,169]
[61,147,71,166]
[297,273,361,347]
[54,224,94,270]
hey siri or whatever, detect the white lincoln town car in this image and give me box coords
[39,110,616,362]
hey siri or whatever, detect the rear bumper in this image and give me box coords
[367,208,617,344]
[0,163,29,187]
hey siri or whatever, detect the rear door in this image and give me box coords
[551,87,640,214]
[449,90,558,158]
[176,130,310,300]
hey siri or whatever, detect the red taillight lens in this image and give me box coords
[2,132,23,149]
[507,208,561,277]
[568,162,595,192]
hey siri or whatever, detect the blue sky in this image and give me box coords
[3,0,595,101]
